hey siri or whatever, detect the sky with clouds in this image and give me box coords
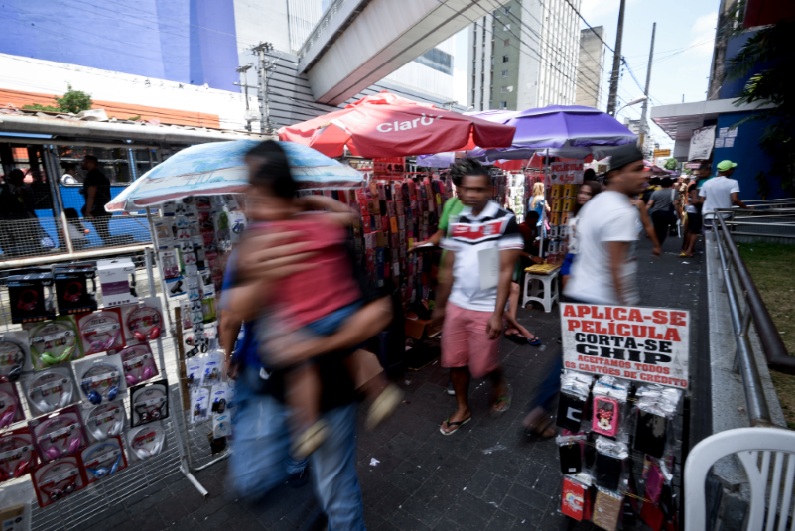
[451,0,719,150]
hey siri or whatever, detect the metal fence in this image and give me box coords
[0,215,151,269]
[711,203,795,427]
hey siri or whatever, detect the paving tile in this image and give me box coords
[485,508,518,530]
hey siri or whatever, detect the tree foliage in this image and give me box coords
[22,84,92,114]
[728,22,795,194]
[664,158,677,171]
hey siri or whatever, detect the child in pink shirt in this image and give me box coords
[242,141,400,458]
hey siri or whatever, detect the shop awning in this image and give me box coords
[650,98,775,143]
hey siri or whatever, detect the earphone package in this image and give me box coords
[72,354,126,407]
[22,367,77,416]
[7,268,56,324]
[118,343,159,387]
[0,331,31,382]
[126,421,167,462]
[129,379,169,427]
[53,263,97,315]
[77,309,124,355]
[0,426,37,482]
[200,351,223,387]
[25,317,84,370]
[82,401,126,442]
[31,456,85,508]
[29,405,88,464]
[0,381,25,429]
[191,387,210,424]
[120,298,165,344]
[79,436,127,483]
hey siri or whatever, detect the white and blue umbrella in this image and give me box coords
[105,140,363,212]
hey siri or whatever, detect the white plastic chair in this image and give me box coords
[685,427,795,531]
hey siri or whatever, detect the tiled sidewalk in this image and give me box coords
[81,237,704,531]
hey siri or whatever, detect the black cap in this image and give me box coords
[607,143,644,172]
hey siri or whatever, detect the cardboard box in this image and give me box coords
[96,259,136,307]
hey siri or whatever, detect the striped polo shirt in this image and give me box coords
[442,200,523,312]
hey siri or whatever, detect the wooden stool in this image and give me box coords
[522,267,560,313]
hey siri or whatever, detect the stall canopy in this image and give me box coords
[105,140,363,212]
[418,105,635,165]
[277,91,516,158]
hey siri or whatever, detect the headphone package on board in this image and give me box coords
[126,421,167,462]
[76,309,124,355]
[81,401,126,442]
[25,317,83,370]
[22,367,77,416]
[0,426,37,483]
[7,269,56,324]
[0,381,25,429]
[0,331,30,383]
[79,436,127,483]
[73,354,126,406]
[31,456,85,508]
[53,263,97,315]
[129,379,169,427]
[29,405,88,464]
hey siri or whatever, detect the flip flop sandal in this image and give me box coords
[504,333,527,345]
[439,416,471,436]
[491,387,512,416]
[526,336,542,346]
[524,415,557,440]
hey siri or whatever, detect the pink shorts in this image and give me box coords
[441,303,500,378]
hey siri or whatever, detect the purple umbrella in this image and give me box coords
[477,105,636,161]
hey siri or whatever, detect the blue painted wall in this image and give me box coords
[1,0,238,91]
[712,110,786,200]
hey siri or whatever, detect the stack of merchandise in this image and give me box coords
[1,259,170,508]
[556,373,682,530]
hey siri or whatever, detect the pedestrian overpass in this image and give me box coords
[296,0,509,105]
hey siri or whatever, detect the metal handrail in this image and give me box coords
[712,213,795,425]
[716,214,795,373]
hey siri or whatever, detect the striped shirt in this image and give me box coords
[442,201,523,312]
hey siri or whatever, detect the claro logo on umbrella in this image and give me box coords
[375,113,441,133]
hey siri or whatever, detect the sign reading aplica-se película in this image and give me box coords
[561,303,689,389]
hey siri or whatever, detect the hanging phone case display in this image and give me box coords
[554,374,683,531]
[126,422,167,462]
[0,383,25,429]
[129,380,169,427]
[31,458,85,508]
[79,437,127,482]
[81,401,126,442]
[73,354,126,405]
[118,343,159,386]
[6,269,56,324]
[53,263,98,315]
[29,406,88,463]
[25,317,83,369]
[76,309,124,355]
[22,367,76,416]
[0,332,29,383]
[0,427,37,483]
[121,298,164,343]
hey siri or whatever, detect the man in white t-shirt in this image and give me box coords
[699,160,750,226]
[564,143,648,306]
[432,159,523,436]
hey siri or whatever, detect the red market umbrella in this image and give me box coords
[278,92,516,158]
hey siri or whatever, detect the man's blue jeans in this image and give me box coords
[228,365,365,531]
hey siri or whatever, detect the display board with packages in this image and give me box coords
[555,302,689,530]
[0,255,178,512]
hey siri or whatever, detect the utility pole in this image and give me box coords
[605,0,626,116]
[251,42,274,134]
[638,22,656,156]
[235,64,253,131]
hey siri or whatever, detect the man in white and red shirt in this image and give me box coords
[432,160,523,435]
